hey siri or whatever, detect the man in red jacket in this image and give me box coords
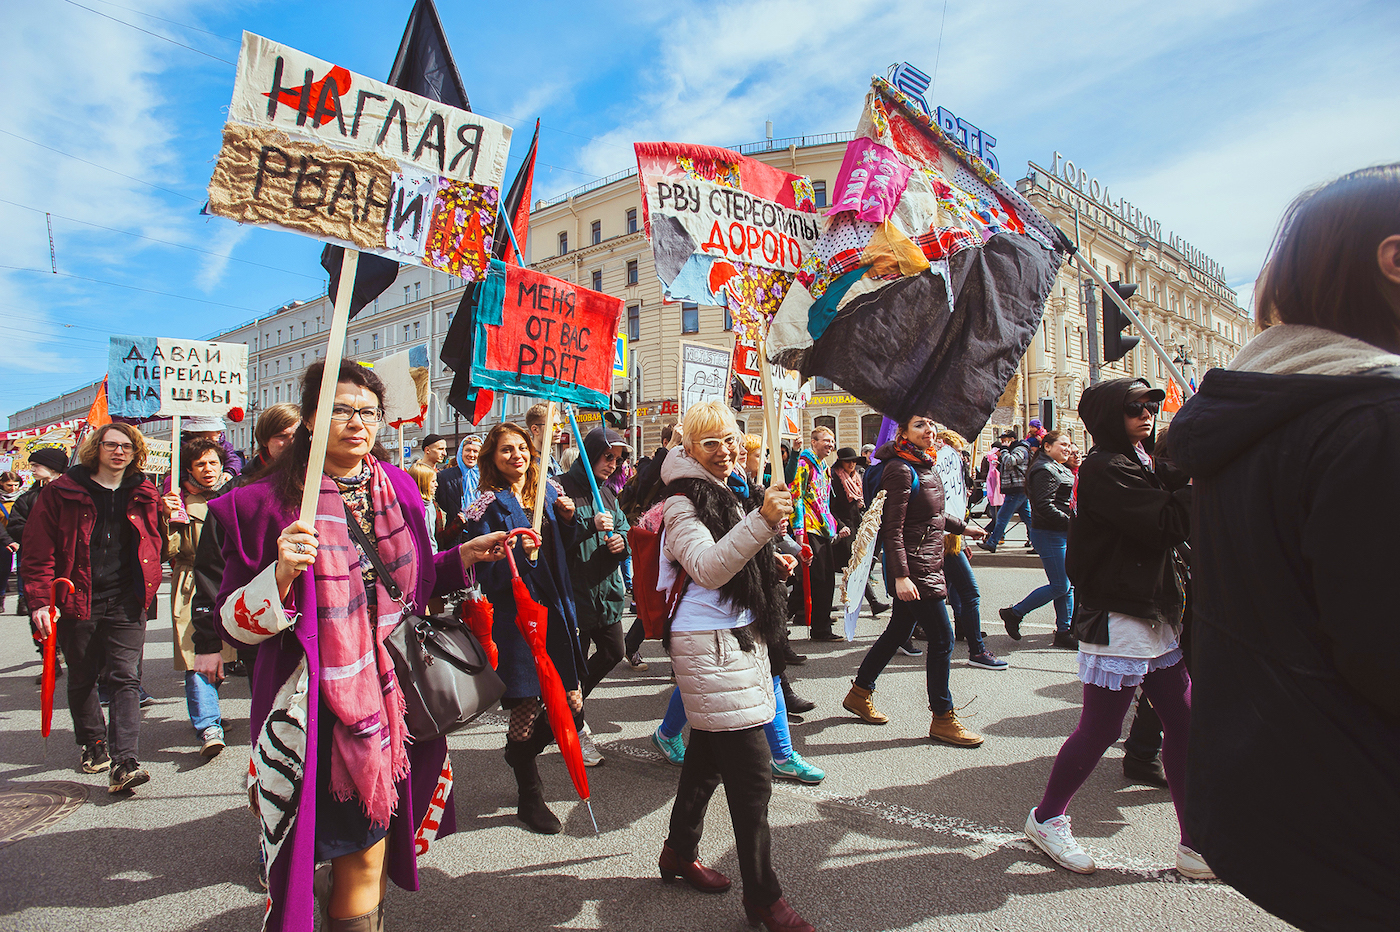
[23,423,163,794]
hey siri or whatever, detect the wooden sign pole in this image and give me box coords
[298,249,360,526]
[757,339,785,489]
[528,400,555,558]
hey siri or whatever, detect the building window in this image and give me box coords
[274,385,280,402]
[627,304,640,341]
[300,353,305,367]
[372,332,379,350]
[1079,329,1086,360]
[414,321,420,340]
[352,338,359,354]
[302,321,307,337]
[724,305,733,331]
[404,324,411,343]
[861,413,883,446]
[681,303,699,333]
[275,359,280,374]
[558,231,568,255]
[415,282,421,301]
[277,329,282,344]
[590,220,601,245]
[814,376,835,391]
[263,363,268,377]
[263,389,268,408]
[592,269,603,291]
[813,180,827,208]
[626,208,637,234]
[373,298,379,313]
[626,259,639,286]
[404,285,411,304]
[253,336,259,350]
[446,310,455,324]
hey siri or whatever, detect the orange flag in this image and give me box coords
[86,377,111,428]
[1164,378,1184,413]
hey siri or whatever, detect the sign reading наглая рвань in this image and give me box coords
[206,32,512,283]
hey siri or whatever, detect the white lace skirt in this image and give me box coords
[1078,646,1183,690]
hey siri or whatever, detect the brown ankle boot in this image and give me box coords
[743,895,815,932]
[842,683,888,724]
[929,710,983,747]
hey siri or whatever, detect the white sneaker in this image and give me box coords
[578,726,604,767]
[1176,843,1216,880]
[1025,807,1095,874]
[200,725,225,760]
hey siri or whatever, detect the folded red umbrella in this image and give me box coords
[42,578,75,739]
[459,591,497,668]
[503,528,596,832]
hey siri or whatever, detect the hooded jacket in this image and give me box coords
[20,466,162,618]
[874,440,966,599]
[557,431,630,632]
[1065,378,1190,634]
[1169,324,1400,932]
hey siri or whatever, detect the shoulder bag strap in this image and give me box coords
[342,501,408,606]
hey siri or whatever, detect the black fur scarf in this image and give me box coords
[662,476,789,651]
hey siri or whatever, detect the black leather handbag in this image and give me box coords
[344,506,505,740]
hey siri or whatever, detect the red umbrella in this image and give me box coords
[42,578,75,739]
[502,528,596,832]
[459,591,497,668]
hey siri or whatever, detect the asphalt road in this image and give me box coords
[0,563,1297,932]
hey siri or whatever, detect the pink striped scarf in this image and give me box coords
[314,457,418,828]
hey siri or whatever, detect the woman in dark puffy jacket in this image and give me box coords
[840,413,988,746]
[999,430,1076,649]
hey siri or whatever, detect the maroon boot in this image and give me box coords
[658,842,732,893]
[743,895,815,932]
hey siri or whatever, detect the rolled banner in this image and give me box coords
[839,490,886,641]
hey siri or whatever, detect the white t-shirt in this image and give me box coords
[659,527,751,632]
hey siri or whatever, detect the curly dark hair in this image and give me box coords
[180,436,227,478]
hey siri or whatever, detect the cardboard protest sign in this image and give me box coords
[470,260,624,409]
[206,33,512,283]
[936,443,968,519]
[369,343,432,427]
[145,438,173,475]
[108,336,249,419]
[634,142,820,327]
[679,340,731,413]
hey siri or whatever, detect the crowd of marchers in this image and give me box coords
[5,167,1397,932]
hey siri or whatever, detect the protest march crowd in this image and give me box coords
[9,161,1400,932]
[5,3,1398,930]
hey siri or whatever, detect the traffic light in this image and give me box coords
[1102,281,1140,364]
[606,390,631,430]
[1039,397,1055,431]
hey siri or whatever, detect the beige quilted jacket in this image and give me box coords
[661,450,780,731]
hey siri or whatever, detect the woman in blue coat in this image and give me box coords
[463,422,608,834]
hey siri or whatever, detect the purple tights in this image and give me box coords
[1036,659,1194,846]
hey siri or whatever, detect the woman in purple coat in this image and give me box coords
[209,361,506,932]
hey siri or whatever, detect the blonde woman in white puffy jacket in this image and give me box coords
[654,400,814,932]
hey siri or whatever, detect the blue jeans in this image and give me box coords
[943,548,985,654]
[855,595,955,713]
[184,670,222,733]
[987,489,1031,548]
[1015,527,1074,631]
[764,676,793,761]
[659,686,688,739]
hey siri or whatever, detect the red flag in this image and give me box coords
[86,378,110,429]
[1164,378,1184,413]
[494,120,539,266]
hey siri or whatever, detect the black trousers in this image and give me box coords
[60,594,147,763]
[666,725,782,906]
[580,622,625,697]
[624,617,646,657]
[788,534,836,635]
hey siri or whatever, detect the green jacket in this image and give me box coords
[558,457,630,631]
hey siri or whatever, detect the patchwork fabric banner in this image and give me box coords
[470,260,623,408]
[634,142,820,337]
[767,77,1069,440]
[207,32,512,282]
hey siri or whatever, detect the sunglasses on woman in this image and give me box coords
[1123,401,1160,417]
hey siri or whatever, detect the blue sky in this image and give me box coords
[3,0,1397,420]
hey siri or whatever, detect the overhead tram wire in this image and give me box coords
[81,0,241,43]
[60,0,236,65]
[0,197,325,282]
[0,129,204,204]
[0,265,264,314]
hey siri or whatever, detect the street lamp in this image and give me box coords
[1172,342,1195,385]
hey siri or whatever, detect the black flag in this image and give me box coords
[324,0,471,318]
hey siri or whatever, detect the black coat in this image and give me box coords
[1170,364,1400,932]
[1025,456,1074,532]
[874,441,964,599]
[1065,379,1190,636]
